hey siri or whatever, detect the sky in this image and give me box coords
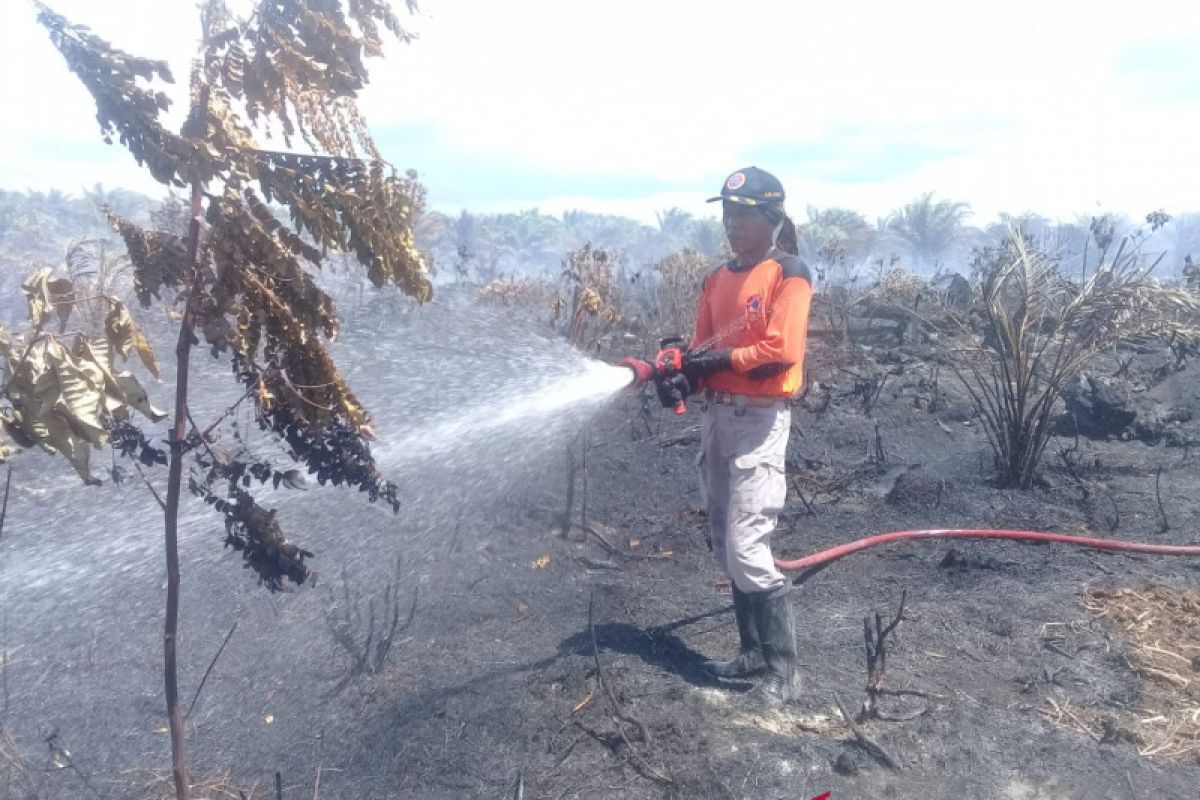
[2,0,1199,225]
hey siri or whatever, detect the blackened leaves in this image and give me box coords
[105,210,190,307]
[109,419,168,466]
[35,3,224,187]
[190,449,315,592]
[221,486,313,592]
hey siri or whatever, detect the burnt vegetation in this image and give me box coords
[4,5,1200,800]
[4,1,430,797]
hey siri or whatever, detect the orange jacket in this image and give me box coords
[690,251,813,398]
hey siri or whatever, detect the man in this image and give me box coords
[662,167,813,708]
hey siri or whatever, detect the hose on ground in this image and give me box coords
[774,528,1200,585]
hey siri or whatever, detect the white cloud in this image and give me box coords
[2,0,1199,223]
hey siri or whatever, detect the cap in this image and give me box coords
[707,166,785,206]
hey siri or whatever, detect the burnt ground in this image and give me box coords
[3,314,1200,799]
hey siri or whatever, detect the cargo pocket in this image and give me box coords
[733,451,787,516]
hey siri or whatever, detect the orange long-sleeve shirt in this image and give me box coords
[690,251,813,398]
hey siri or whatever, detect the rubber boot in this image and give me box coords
[703,586,765,678]
[747,586,801,709]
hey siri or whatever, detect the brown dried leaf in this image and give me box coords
[43,338,107,445]
[133,326,160,379]
[20,268,54,327]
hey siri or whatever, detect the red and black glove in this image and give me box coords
[681,348,733,382]
[655,372,692,410]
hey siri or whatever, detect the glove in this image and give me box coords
[655,372,692,410]
[682,348,733,381]
[616,357,655,388]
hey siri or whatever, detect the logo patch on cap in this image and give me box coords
[725,172,746,191]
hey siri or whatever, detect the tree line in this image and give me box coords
[4,187,1200,310]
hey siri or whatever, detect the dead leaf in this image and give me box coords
[257,376,275,411]
[45,338,107,444]
[103,300,158,381]
[531,554,550,569]
[40,410,100,486]
[280,468,307,490]
[516,601,529,615]
[133,327,160,379]
[572,691,594,714]
[50,746,71,769]
[264,714,274,725]
[105,300,138,358]
[114,373,168,422]
[628,537,641,549]
[20,268,53,327]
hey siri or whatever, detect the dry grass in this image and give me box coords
[1040,586,1200,763]
[0,724,41,800]
[115,767,265,799]
[0,733,264,800]
[651,248,709,340]
[866,267,926,305]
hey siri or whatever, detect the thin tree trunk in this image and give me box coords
[163,191,201,800]
[163,83,209,791]
[0,464,11,539]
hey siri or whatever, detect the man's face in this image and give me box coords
[723,202,774,257]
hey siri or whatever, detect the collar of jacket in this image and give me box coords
[726,247,786,274]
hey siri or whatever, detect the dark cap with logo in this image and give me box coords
[707,166,785,207]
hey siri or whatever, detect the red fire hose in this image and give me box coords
[775,528,1200,582]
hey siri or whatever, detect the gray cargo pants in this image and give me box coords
[697,399,790,593]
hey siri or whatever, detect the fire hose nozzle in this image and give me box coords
[616,357,654,389]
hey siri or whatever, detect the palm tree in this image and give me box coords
[799,206,876,265]
[499,209,564,271]
[688,217,726,259]
[655,207,694,246]
[562,209,619,250]
[1156,212,1200,276]
[885,192,971,272]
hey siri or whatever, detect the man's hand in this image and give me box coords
[655,372,692,410]
[682,348,733,381]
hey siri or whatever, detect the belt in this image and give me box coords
[702,389,786,408]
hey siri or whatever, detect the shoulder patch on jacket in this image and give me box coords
[776,255,812,283]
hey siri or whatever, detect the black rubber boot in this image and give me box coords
[747,586,801,709]
[703,586,765,678]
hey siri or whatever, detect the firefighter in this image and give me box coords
[667,167,813,708]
